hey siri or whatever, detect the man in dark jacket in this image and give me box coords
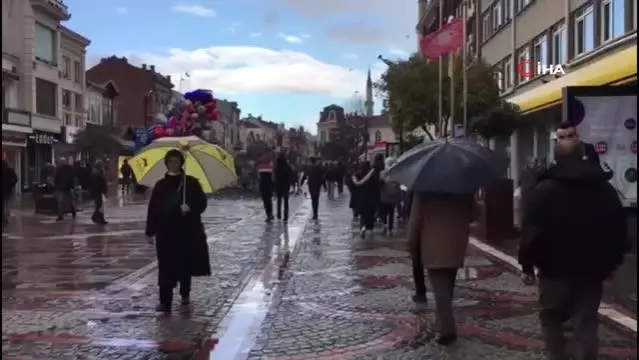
[300,157,325,220]
[2,159,18,227]
[54,157,77,221]
[519,134,627,360]
[257,156,275,222]
[555,122,613,180]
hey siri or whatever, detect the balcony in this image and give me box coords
[30,0,71,21]
[3,109,32,128]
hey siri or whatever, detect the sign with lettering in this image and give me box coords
[31,131,57,145]
[2,131,27,146]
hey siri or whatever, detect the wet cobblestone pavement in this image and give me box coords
[2,194,305,360]
[240,196,637,360]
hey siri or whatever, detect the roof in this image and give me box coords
[59,26,91,47]
[318,105,346,123]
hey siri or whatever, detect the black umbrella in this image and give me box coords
[383,138,508,194]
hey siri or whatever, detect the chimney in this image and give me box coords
[150,65,155,72]
[142,64,147,70]
[166,75,171,82]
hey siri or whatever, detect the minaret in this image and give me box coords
[364,68,374,116]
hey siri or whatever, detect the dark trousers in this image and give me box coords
[337,179,344,194]
[260,189,273,218]
[91,195,105,222]
[359,205,375,230]
[56,190,76,218]
[538,277,603,360]
[428,268,459,336]
[411,242,427,297]
[380,203,395,231]
[276,192,289,220]
[309,189,320,219]
[159,275,192,307]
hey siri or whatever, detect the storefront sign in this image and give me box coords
[31,131,57,145]
[2,131,27,147]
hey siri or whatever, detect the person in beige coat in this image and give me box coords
[407,191,479,345]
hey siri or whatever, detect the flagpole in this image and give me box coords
[437,0,444,138]
[449,17,455,138]
[462,1,468,138]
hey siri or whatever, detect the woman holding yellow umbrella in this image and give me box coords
[131,136,236,314]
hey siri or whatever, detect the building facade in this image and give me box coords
[419,0,637,184]
[214,99,241,151]
[2,0,90,192]
[85,80,119,126]
[86,56,174,131]
[238,115,282,151]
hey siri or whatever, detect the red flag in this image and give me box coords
[420,18,463,60]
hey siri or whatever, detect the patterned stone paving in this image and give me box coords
[2,195,304,360]
[244,197,637,360]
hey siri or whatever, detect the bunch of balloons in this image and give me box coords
[153,89,218,139]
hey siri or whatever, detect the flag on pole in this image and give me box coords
[420,18,464,60]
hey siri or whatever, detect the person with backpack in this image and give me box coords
[519,123,627,360]
[379,157,401,235]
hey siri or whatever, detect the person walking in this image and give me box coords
[89,161,108,225]
[407,191,479,345]
[54,157,77,221]
[257,155,275,222]
[519,127,627,360]
[346,164,359,220]
[2,158,18,228]
[300,157,325,221]
[145,149,211,314]
[336,161,346,195]
[120,159,134,193]
[325,162,338,200]
[379,157,401,235]
[274,153,292,222]
[352,161,379,238]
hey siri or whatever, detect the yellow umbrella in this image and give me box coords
[129,136,237,194]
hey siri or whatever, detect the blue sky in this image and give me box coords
[63,0,417,133]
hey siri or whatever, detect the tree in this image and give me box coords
[73,125,123,159]
[376,54,503,139]
[471,101,522,142]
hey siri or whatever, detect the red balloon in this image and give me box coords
[155,127,165,137]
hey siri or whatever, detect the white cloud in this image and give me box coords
[116,6,128,14]
[278,33,304,44]
[388,48,408,57]
[249,32,262,38]
[171,3,216,18]
[341,52,358,60]
[112,46,365,96]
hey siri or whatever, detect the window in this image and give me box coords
[492,2,502,29]
[601,0,626,42]
[34,23,56,64]
[63,113,72,126]
[515,0,531,13]
[504,56,513,89]
[504,0,512,21]
[62,56,71,79]
[533,34,548,70]
[517,47,530,83]
[551,23,567,64]
[574,5,594,55]
[3,81,18,109]
[73,61,82,83]
[482,12,491,41]
[75,115,82,128]
[35,78,57,116]
[62,90,71,109]
[74,93,83,112]
[494,66,504,92]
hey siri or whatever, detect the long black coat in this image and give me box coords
[145,173,211,287]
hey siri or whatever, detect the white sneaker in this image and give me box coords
[360,227,367,238]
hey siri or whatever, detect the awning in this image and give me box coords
[508,44,637,114]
